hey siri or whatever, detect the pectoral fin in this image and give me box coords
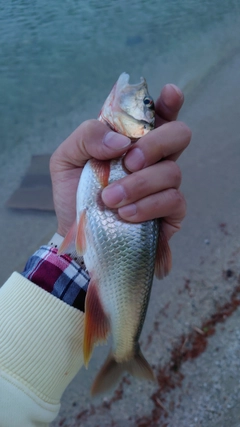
[83,278,110,367]
[58,220,77,255]
[90,159,110,188]
[155,222,172,279]
[58,209,87,256]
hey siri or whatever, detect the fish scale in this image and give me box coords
[79,157,159,357]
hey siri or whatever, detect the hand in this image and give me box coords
[50,84,191,240]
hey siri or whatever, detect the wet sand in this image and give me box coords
[1,47,240,426]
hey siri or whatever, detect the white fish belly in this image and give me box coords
[77,158,159,361]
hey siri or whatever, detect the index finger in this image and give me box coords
[124,121,192,172]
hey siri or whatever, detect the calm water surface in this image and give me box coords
[0,0,240,158]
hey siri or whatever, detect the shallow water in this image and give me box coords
[1,0,240,158]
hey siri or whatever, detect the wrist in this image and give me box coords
[48,232,64,248]
[57,226,66,237]
[21,243,89,312]
[48,232,86,268]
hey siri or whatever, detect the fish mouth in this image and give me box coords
[121,72,145,86]
[128,114,155,129]
[118,72,149,94]
[140,118,155,129]
[103,114,154,133]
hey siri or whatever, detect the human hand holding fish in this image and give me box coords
[50,74,191,395]
[50,81,191,241]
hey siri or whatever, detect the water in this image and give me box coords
[1,0,240,159]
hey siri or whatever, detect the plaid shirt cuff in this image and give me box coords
[21,246,90,312]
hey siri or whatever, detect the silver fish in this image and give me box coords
[59,73,171,395]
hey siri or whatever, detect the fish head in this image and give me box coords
[98,73,155,139]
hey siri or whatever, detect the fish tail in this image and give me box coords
[91,345,155,396]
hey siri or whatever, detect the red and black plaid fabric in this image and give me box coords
[22,246,90,312]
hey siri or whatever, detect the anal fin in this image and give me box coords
[83,278,110,367]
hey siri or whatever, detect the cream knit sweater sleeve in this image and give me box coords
[0,272,85,427]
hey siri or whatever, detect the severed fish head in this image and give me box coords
[98,72,155,139]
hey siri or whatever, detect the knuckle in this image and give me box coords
[133,171,147,189]
[171,188,186,210]
[49,152,58,175]
[177,121,192,145]
[173,164,182,186]
[79,119,100,144]
[165,160,182,186]
[49,145,67,175]
[80,119,99,133]
[124,171,147,199]
[77,119,104,158]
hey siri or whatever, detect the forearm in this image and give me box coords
[0,241,88,427]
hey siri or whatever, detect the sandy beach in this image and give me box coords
[1,12,240,426]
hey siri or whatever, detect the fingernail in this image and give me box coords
[124,147,145,172]
[118,204,137,218]
[168,84,183,99]
[102,184,126,206]
[103,131,131,149]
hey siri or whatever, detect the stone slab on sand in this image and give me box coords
[6,154,54,211]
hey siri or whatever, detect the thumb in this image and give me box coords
[155,84,184,126]
[51,119,131,173]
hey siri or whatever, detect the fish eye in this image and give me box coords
[143,96,154,107]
